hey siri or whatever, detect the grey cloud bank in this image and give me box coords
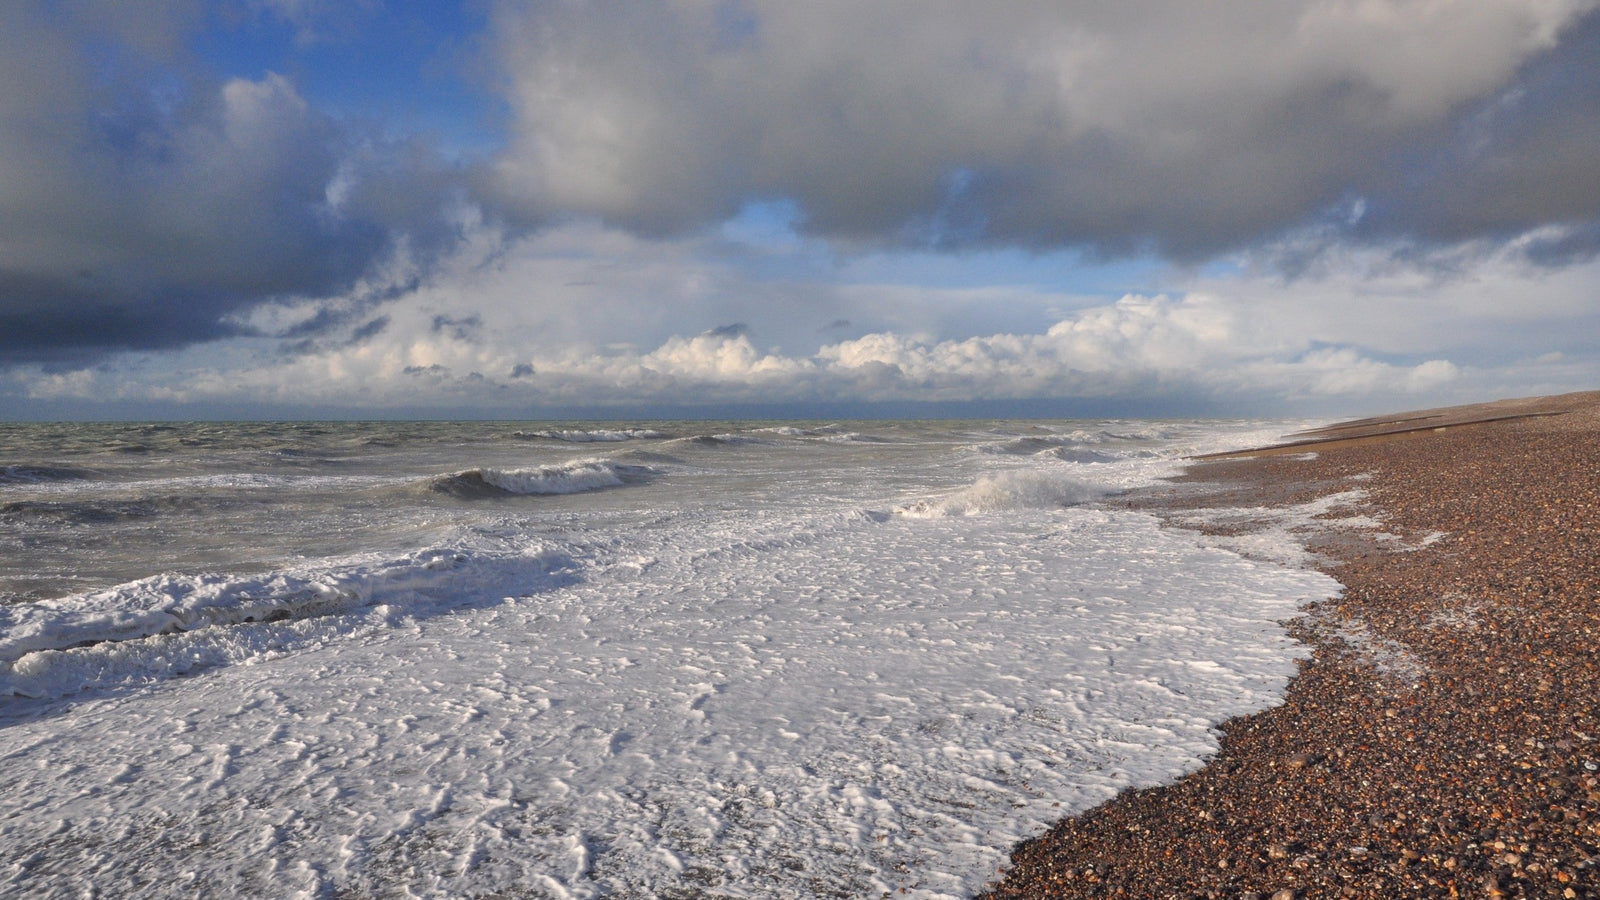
[3,0,1599,415]
[0,3,457,363]
[488,0,1600,253]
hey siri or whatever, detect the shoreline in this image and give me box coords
[983,391,1600,898]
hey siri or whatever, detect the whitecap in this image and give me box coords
[513,428,668,443]
[429,459,656,498]
[895,470,1109,518]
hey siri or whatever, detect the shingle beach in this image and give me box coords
[985,391,1600,899]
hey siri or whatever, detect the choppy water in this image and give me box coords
[0,419,1338,898]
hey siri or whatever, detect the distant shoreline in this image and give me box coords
[985,390,1600,898]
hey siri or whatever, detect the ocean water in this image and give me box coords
[0,420,1339,898]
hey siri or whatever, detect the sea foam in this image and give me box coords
[514,428,667,442]
[895,469,1109,517]
[0,416,1341,898]
[0,540,576,699]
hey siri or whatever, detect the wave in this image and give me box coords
[755,425,816,437]
[980,436,1134,460]
[1,464,97,485]
[1043,447,1120,463]
[979,427,1184,459]
[979,436,1082,456]
[428,459,656,498]
[1,474,398,525]
[0,540,578,700]
[1045,447,1162,463]
[753,425,891,444]
[1,497,199,525]
[513,428,668,443]
[818,432,892,444]
[668,433,773,448]
[895,470,1109,518]
[612,449,685,465]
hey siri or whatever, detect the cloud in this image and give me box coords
[14,210,1599,419]
[6,290,1465,417]
[485,0,1600,256]
[0,2,458,365]
[1355,10,1600,252]
[6,2,1599,407]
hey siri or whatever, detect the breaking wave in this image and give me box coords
[428,459,657,498]
[0,541,578,700]
[818,432,892,444]
[513,428,668,443]
[669,433,772,448]
[980,436,1084,456]
[895,471,1109,518]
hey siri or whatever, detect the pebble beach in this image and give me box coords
[984,391,1600,899]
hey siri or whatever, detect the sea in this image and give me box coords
[0,419,1340,898]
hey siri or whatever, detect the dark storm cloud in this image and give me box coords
[1355,9,1600,253]
[486,0,1600,259]
[431,314,484,340]
[0,2,460,364]
[347,316,391,344]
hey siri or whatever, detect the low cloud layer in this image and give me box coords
[9,222,1596,418]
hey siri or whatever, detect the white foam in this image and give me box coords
[1172,489,1380,567]
[666,433,773,448]
[516,428,668,442]
[1331,617,1426,684]
[0,418,1341,898]
[895,469,1108,517]
[755,425,815,436]
[0,538,575,698]
[0,500,1336,897]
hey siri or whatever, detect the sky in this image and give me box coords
[3,0,1599,420]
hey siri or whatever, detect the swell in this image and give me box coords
[0,465,98,485]
[427,458,657,498]
[1,496,202,525]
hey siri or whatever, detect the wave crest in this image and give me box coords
[895,471,1108,518]
[513,428,667,442]
[0,542,577,699]
[429,459,656,498]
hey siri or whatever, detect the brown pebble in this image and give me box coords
[978,394,1600,900]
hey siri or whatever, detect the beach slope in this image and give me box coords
[985,391,1600,898]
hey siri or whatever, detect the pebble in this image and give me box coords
[980,395,1600,899]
